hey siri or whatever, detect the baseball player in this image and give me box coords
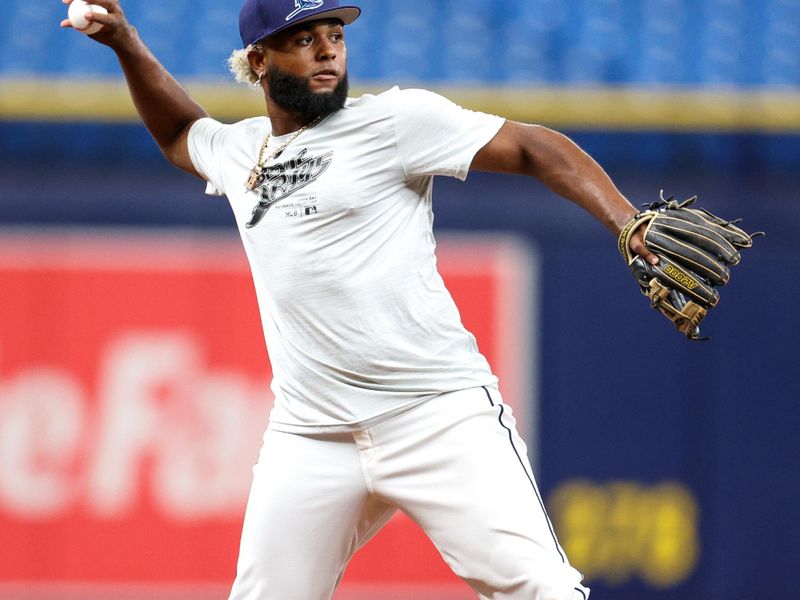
[61,0,659,598]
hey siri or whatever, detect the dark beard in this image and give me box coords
[267,66,349,121]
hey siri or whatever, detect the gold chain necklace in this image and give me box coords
[246,116,323,191]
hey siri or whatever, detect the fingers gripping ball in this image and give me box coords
[618,193,763,340]
[68,0,108,35]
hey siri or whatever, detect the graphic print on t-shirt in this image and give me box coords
[247,148,334,228]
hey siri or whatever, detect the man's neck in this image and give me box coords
[265,101,316,136]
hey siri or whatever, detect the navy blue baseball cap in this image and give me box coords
[240,0,361,47]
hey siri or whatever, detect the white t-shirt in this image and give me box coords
[188,87,506,433]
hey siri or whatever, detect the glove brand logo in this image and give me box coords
[286,0,325,21]
[664,265,698,290]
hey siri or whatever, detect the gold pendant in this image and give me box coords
[246,167,261,191]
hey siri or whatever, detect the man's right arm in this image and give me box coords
[61,0,209,178]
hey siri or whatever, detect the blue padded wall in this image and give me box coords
[2,0,798,86]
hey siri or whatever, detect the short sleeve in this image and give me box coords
[391,89,505,181]
[188,117,228,196]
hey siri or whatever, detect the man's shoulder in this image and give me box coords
[193,115,268,134]
[220,115,270,134]
[345,86,442,105]
[191,116,269,148]
[342,86,448,119]
[344,86,396,110]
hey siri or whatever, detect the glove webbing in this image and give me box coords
[646,278,708,340]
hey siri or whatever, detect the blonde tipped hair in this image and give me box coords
[228,44,263,86]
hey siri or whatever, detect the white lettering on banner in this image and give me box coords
[0,367,85,518]
[152,371,265,520]
[0,334,270,521]
[88,333,200,517]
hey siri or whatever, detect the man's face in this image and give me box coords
[261,19,349,119]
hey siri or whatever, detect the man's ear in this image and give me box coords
[247,47,267,78]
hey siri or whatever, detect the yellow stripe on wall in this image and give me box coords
[2,77,799,132]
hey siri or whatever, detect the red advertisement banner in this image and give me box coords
[0,230,535,599]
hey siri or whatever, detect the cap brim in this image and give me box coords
[260,6,361,42]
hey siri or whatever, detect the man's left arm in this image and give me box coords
[471,121,659,265]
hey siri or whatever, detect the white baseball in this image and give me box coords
[68,0,108,35]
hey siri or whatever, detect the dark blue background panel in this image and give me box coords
[0,123,797,600]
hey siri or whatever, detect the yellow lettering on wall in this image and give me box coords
[547,480,700,588]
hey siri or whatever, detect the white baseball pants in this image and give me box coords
[227,386,589,600]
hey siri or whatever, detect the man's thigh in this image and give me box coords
[228,428,394,600]
[369,387,589,600]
